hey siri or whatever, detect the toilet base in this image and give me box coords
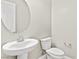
[47,55,52,59]
[47,54,64,59]
[47,55,72,59]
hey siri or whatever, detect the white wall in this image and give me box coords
[1,0,51,59]
[52,0,77,59]
[2,0,77,59]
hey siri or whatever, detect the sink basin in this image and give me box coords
[2,39,38,59]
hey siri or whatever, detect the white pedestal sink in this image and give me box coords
[2,39,38,59]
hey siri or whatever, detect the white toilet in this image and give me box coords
[40,37,65,59]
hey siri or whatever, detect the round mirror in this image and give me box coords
[1,0,31,33]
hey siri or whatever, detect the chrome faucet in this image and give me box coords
[17,34,24,42]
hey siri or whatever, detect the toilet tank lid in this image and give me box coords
[46,48,64,56]
[40,37,51,41]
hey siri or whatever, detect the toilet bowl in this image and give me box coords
[46,48,64,59]
[40,37,65,59]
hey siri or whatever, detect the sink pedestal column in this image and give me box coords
[17,53,28,59]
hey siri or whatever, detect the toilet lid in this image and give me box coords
[46,48,64,56]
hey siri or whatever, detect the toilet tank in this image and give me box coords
[40,37,52,50]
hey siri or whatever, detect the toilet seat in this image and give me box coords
[46,48,64,56]
[46,48,64,59]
